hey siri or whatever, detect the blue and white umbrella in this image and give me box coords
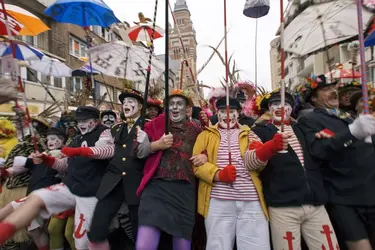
[0,41,44,61]
[44,0,119,28]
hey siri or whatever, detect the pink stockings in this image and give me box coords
[136,226,191,250]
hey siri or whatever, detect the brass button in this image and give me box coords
[122,172,126,176]
[122,157,126,161]
[123,144,126,148]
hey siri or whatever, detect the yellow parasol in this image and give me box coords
[0,4,50,36]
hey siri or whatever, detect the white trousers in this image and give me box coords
[11,197,44,231]
[205,198,270,250]
[32,183,98,250]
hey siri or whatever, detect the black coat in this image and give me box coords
[64,125,110,197]
[298,108,375,206]
[252,122,327,207]
[96,119,144,206]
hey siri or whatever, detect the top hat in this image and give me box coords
[47,127,67,141]
[261,89,295,110]
[119,88,144,104]
[215,97,242,110]
[75,106,100,121]
[100,110,117,119]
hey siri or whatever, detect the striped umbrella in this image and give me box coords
[126,23,164,43]
[0,40,44,61]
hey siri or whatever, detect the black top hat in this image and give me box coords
[47,127,67,141]
[100,110,117,119]
[119,88,144,104]
[192,106,202,120]
[75,106,100,121]
[216,97,242,110]
[265,91,295,109]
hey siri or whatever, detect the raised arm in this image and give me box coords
[61,129,115,160]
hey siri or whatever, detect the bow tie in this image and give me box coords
[126,119,135,126]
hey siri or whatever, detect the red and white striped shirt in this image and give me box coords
[210,128,259,201]
[245,124,304,171]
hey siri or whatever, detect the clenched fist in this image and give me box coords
[157,133,174,150]
[216,165,236,183]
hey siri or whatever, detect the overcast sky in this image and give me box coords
[105,0,288,94]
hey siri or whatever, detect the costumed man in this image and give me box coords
[0,128,67,250]
[135,89,202,250]
[208,87,226,124]
[297,75,375,250]
[0,115,50,250]
[0,106,114,250]
[337,80,361,116]
[100,110,117,128]
[48,112,78,250]
[245,89,339,249]
[88,88,146,250]
[192,96,270,250]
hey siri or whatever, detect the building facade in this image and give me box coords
[269,0,374,91]
[168,0,199,100]
[1,0,131,116]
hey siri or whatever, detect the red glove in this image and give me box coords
[217,165,236,183]
[41,154,56,167]
[61,147,93,157]
[0,168,9,179]
[249,141,263,150]
[255,133,286,162]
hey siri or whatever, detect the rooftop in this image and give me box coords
[174,0,189,12]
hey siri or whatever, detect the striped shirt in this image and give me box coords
[210,128,259,201]
[245,124,304,171]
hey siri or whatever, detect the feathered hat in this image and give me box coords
[147,84,163,113]
[167,89,193,106]
[208,87,226,111]
[119,80,144,104]
[233,81,256,100]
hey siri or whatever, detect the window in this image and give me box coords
[16,36,38,46]
[69,36,87,57]
[41,74,50,85]
[54,77,63,88]
[70,77,83,93]
[27,68,38,82]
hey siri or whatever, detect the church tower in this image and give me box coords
[169,0,197,98]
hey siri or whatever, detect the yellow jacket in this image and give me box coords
[192,124,269,219]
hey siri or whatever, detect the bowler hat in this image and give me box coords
[75,106,100,121]
[215,97,242,110]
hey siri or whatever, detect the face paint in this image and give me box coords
[169,96,187,123]
[122,97,140,118]
[269,101,292,122]
[46,135,64,150]
[77,118,97,135]
[217,109,239,129]
[102,114,116,128]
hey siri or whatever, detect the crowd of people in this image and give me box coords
[0,75,374,250]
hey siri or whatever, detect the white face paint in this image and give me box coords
[269,101,293,122]
[102,114,116,128]
[217,109,239,129]
[169,96,187,123]
[122,97,139,118]
[77,118,97,135]
[46,135,64,150]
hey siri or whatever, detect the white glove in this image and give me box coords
[0,158,6,167]
[349,114,375,139]
[13,156,28,169]
[137,128,148,144]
